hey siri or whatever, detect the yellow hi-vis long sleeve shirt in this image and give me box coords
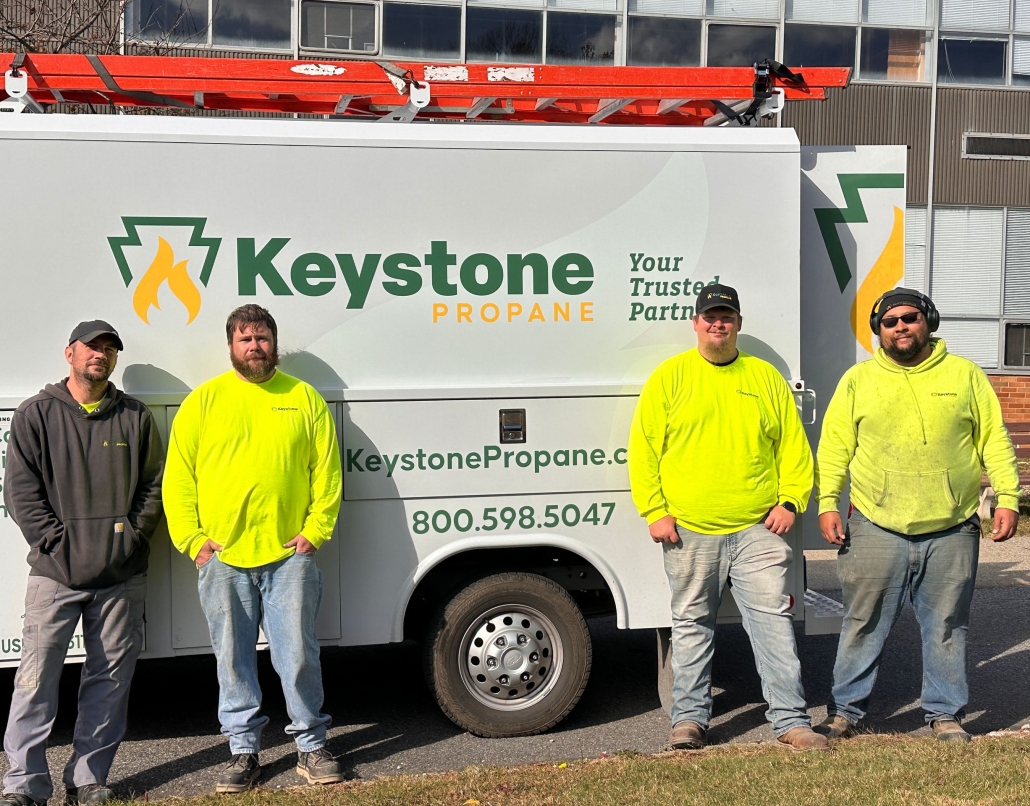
[628,349,814,534]
[163,370,342,567]
[816,339,1020,535]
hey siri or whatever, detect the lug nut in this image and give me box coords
[529,652,539,662]
[499,675,509,685]
[517,634,528,645]
[521,672,530,682]
[486,657,498,668]
[495,636,507,648]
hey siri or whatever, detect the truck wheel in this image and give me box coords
[424,572,592,738]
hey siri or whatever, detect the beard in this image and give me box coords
[231,346,279,381]
[883,330,929,362]
[75,361,112,385]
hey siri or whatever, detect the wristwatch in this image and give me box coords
[779,501,797,514]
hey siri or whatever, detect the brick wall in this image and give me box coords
[988,375,1030,423]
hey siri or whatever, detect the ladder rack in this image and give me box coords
[2,52,849,125]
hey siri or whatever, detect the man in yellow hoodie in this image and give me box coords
[163,305,343,792]
[815,288,1019,743]
[628,284,827,753]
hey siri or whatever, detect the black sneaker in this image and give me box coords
[66,784,113,806]
[215,753,261,794]
[296,747,347,785]
[2,792,46,806]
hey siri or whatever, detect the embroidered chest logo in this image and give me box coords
[272,406,300,412]
[930,392,957,398]
[736,390,760,400]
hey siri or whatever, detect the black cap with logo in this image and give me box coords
[695,283,741,316]
[68,320,124,351]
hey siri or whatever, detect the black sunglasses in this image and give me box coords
[880,312,922,329]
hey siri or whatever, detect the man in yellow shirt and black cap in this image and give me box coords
[163,305,343,792]
[628,284,826,752]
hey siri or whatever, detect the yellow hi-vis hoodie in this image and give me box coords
[816,339,1020,535]
[163,370,342,567]
[628,348,814,534]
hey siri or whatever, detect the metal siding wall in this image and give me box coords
[782,84,931,206]
[934,88,1030,207]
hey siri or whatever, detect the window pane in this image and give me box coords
[708,0,778,19]
[941,0,1009,31]
[212,0,292,48]
[130,0,208,42]
[1004,324,1030,367]
[783,24,855,67]
[627,16,701,65]
[466,8,542,62]
[546,12,616,64]
[301,1,376,51]
[864,0,928,26]
[936,320,1000,368]
[787,0,858,24]
[383,3,460,59]
[1014,37,1030,85]
[931,207,1003,317]
[860,28,928,81]
[629,0,703,13]
[550,0,619,12]
[937,38,1007,85]
[1006,210,1030,317]
[706,24,776,66]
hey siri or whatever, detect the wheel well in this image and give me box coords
[403,547,616,642]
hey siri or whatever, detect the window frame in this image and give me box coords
[298,0,382,55]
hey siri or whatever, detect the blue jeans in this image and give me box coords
[664,524,811,737]
[197,552,330,754]
[828,509,979,726]
[3,575,146,801]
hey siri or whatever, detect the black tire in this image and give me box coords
[423,571,592,738]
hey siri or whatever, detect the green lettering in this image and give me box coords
[552,253,594,295]
[291,252,336,297]
[238,238,292,295]
[425,241,457,296]
[365,455,382,472]
[336,253,382,309]
[506,254,549,294]
[460,253,503,296]
[382,253,423,296]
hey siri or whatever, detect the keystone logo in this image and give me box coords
[109,217,221,326]
[814,173,906,353]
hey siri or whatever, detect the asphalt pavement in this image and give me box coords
[1,536,1028,801]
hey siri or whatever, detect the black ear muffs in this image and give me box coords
[869,288,939,334]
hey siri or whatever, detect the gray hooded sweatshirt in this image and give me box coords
[3,380,164,589]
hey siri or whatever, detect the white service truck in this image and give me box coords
[0,115,906,736]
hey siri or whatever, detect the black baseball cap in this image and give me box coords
[68,320,123,351]
[696,283,741,315]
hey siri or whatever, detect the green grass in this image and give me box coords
[161,737,1030,806]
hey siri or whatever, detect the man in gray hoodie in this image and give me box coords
[1,321,164,806]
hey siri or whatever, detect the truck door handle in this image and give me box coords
[499,409,526,443]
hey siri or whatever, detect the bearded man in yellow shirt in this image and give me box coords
[815,289,1019,743]
[628,285,826,753]
[163,305,343,793]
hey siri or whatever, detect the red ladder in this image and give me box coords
[2,52,848,125]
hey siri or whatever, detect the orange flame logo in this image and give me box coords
[132,237,202,325]
[849,206,906,354]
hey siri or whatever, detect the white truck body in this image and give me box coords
[0,115,906,731]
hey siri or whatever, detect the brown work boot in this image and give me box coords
[777,726,831,752]
[669,721,706,750]
[813,715,854,740]
[931,719,971,743]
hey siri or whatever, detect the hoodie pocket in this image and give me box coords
[47,516,142,588]
[874,470,961,519]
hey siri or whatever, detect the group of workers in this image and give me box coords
[0,283,1021,803]
[627,284,1020,752]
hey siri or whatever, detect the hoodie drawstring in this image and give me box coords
[902,372,927,445]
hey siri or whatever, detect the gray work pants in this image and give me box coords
[2,574,146,801]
